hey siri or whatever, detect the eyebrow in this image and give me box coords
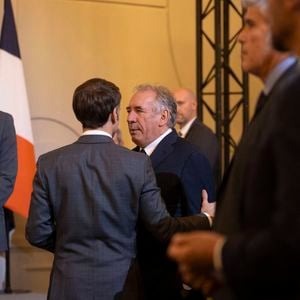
[126,105,145,110]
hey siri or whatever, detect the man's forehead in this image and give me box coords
[244,4,267,20]
[175,90,196,101]
[130,91,156,105]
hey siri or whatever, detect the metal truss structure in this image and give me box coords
[196,0,249,184]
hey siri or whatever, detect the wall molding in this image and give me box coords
[69,0,167,9]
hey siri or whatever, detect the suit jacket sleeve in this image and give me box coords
[26,156,56,252]
[0,113,17,206]
[139,157,210,242]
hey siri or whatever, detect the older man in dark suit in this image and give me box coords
[168,0,300,299]
[127,84,215,300]
[26,78,211,300]
[0,111,17,252]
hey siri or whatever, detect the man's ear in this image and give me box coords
[111,107,119,124]
[159,109,169,126]
[192,99,197,112]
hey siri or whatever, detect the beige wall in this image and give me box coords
[1,0,199,154]
[1,0,262,154]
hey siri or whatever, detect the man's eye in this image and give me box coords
[245,21,254,28]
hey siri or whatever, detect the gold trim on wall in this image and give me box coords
[69,0,167,8]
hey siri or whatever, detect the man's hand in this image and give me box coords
[201,189,216,217]
[167,231,224,294]
[181,271,219,296]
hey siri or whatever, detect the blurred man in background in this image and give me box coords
[168,1,300,299]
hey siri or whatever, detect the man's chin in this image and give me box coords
[131,136,142,147]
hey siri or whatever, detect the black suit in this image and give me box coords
[0,111,17,252]
[185,118,219,181]
[135,130,214,300]
[213,60,300,299]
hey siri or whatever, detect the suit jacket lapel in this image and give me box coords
[150,130,177,168]
[252,59,299,120]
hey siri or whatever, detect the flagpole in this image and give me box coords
[4,210,12,294]
[0,209,30,295]
[4,251,12,294]
[0,216,33,295]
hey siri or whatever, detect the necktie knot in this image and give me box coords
[140,148,147,155]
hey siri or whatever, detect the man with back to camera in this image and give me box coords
[173,88,219,182]
[127,84,215,300]
[25,78,213,300]
[167,1,300,299]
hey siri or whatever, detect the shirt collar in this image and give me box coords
[143,128,173,156]
[179,117,196,138]
[81,129,112,138]
[264,56,297,95]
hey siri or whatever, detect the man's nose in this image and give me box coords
[238,29,245,43]
[127,111,136,122]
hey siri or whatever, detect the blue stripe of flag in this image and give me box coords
[0,0,21,58]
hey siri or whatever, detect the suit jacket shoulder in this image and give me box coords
[186,118,219,177]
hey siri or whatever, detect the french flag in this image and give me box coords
[0,0,35,218]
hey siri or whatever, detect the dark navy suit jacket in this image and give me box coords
[135,129,214,300]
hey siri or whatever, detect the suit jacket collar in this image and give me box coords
[150,129,178,168]
[132,129,178,168]
[179,117,196,137]
[264,56,297,95]
[185,118,200,139]
[75,135,113,144]
[256,59,299,118]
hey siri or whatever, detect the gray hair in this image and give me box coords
[241,0,267,10]
[134,84,177,128]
